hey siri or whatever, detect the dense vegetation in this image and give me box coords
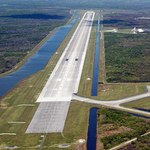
[97,108,150,149]
[45,0,150,9]
[0,6,71,74]
[103,10,150,83]
[120,135,150,150]
[103,10,150,29]
[105,33,150,82]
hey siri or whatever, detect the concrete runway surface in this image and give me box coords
[26,102,70,133]
[26,11,95,133]
[37,11,95,102]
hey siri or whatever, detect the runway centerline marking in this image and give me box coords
[37,11,95,102]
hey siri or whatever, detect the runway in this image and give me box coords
[26,102,70,133]
[37,11,95,102]
[26,11,95,133]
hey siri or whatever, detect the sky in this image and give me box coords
[1,0,150,9]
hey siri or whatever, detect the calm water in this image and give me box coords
[87,17,100,149]
[87,108,98,150]
[0,14,78,96]
[0,14,65,20]
[92,16,100,96]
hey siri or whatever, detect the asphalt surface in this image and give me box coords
[37,11,95,102]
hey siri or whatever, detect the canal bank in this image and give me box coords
[91,15,100,96]
[0,14,78,97]
[87,13,101,150]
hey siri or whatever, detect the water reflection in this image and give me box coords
[91,16,100,96]
[0,15,78,96]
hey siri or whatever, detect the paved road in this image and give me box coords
[37,11,95,102]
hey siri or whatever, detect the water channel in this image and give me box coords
[0,14,78,96]
[87,108,98,150]
[87,15,100,150]
[91,16,100,96]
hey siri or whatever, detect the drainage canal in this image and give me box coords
[87,108,98,150]
[87,15,100,150]
[91,16,100,96]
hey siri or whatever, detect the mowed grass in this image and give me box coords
[97,83,149,100]
[121,97,150,110]
[0,15,81,148]
[99,13,106,84]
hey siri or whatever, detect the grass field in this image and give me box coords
[99,13,106,84]
[121,97,150,110]
[97,83,150,100]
